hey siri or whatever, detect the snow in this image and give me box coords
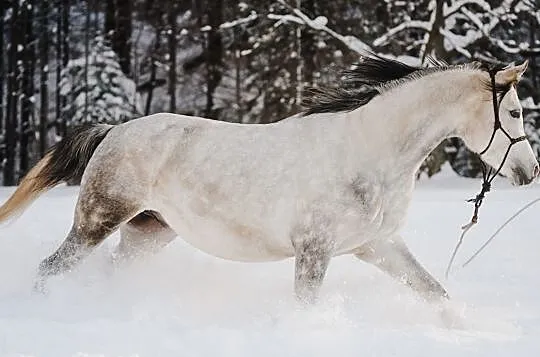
[310,16,328,30]
[1,173,540,356]
[219,12,258,29]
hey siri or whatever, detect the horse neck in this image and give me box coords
[352,71,478,179]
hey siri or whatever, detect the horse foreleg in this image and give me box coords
[355,235,449,302]
[293,236,334,304]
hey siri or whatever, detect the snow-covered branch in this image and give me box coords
[220,12,258,30]
[268,0,372,54]
[267,13,303,26]
[491,39,540,55]
[373,21,431,47]
[200,12,259,32]
[443,0,490,17]
[267,14,372,54]
[439,28,472,58]
[437,0,538,57]
[459,7,484,32]
[375,0,529,58]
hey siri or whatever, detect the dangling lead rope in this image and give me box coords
[444,68,527,278]
[462,197,540,268]
[444,165,492,278]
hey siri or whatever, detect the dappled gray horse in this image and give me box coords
[0,55,537,304]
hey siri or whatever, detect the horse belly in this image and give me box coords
[160,207,294,262]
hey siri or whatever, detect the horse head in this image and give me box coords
[460,61,538,185]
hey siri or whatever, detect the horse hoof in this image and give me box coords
[438,303,466,330]
[33,277,48,295]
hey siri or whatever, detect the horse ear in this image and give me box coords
[495,61,528,84]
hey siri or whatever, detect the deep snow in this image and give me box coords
[0,172,539,356]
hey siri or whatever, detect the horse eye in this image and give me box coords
[510,110,521,118]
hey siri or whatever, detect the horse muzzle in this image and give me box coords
[511,163,539,186]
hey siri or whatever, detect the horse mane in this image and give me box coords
[302,54,506,116]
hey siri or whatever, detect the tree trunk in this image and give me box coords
[234,27,242,122]
[294,0,303,107]
[0,3,5,174]
[115,0,132,75]
[301,0,316,88]
[204,0,223,119]
[422,0,446,62]
[418,0,448,178]
[20,0,35,175]
[55,0,62,139]
[92,0,99,32]
[40,0,50,157]
[84,0,90,122]
[144,28,161,116]
[60,0,69,138]
[5,0,21,186]
[105,0,116,41]
[167,0,178,113]
[529,16,538,101]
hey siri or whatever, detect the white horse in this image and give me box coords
[0,55,536,304]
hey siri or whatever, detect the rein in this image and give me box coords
[444,68,527,278]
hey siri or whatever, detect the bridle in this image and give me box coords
[466,68,527,226]
[445,67,527,277]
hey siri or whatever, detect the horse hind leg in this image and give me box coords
[113,211,177,261]
[36,190,141,290]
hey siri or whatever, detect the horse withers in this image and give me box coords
[0,55,537,305]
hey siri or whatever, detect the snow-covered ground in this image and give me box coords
[1,172,539,356]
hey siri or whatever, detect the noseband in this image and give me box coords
[445,67,527,277]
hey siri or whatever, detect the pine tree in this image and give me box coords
[60,36,141,126]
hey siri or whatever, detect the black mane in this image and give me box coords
[302,55,421,115]
[302,54,499,116]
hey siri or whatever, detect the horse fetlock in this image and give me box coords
[37,255,60,277]
[424,280,450,302]
[34,253,72,294]
[37,244,83,277]
[294,281,321,304]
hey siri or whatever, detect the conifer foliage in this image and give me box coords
[60,36,141,125]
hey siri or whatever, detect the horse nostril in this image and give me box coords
[534,164,540,178]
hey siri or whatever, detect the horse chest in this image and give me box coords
[332,177,413,252]
[377,190,412,233]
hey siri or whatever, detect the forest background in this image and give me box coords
[0,0,538,185]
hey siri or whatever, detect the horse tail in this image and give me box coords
[0,124,113,223]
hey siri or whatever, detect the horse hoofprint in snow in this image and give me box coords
[0,55,537,304]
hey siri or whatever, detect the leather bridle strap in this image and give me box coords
[478,69,527,156]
